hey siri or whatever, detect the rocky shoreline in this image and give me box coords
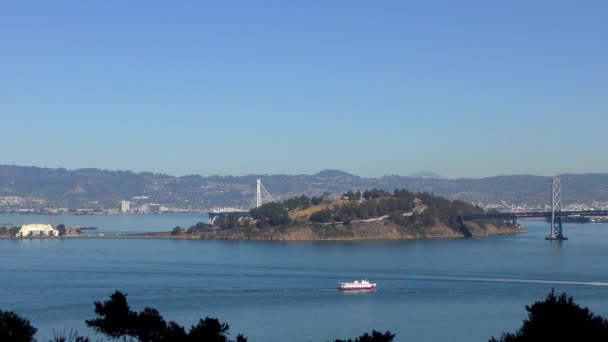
[90,220,526,241]
[1,221,526,241]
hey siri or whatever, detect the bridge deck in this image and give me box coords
[460,210,608,220]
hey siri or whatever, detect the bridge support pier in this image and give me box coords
[545,216,567,240]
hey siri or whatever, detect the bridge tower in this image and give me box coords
[546,177,567,240]
[256,178,262,209]
[255,178,277,209]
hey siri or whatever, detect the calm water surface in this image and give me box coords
[0,212,210,234]
[1,218,608,341]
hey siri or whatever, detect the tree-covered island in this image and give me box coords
[168,189,525,241]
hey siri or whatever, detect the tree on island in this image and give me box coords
[8,227,20,238]
[171,226,183,235]
[311,196,323,205]
[283,195,312,211]
[215,213,240,229]
[185,222,211,234]
[490,290,608,342]
[250,202,290,227]
[56,224,66,236]
[342,191,361,201]
[310,209,333,223]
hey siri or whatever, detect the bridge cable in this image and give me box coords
[509,179,553,206]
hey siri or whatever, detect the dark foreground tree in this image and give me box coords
[188,318,246,342]
[332,330,395,342]
[0,309,37,342]
[490,290,608,342]
[86,290,246,341]
[51,329,90,342]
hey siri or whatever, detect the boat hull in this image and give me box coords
[338,284,377,291]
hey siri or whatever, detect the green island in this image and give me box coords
[151,189,525,241]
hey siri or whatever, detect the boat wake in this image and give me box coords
[408,275,608,287]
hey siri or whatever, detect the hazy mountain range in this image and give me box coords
[1,164,607,210]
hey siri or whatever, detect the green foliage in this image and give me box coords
[332,330,395,342]
[490,290,608,342]
[0,226,7,236]
[282,195,311,211]
[185,222,211,234]
[342,191,361,201]
[362,189,390,200]
[221,213,240,229]
[171,226,183,235]
[388,191,484,230]
[301,187,488,231]
[250,202,290,227]
[0,309,37,342]
[8,227,20,238]
[86,290,246,342]
[56,224,67,236]
[309,209,333,223]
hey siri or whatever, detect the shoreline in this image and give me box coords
[0,227,527,242]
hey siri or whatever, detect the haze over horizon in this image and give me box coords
[2,1,607,178]
[3,163,606,181]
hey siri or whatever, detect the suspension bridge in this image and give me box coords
[459,177,608,241]
[207,179,276,224]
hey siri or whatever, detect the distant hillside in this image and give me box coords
[1,164,607,210]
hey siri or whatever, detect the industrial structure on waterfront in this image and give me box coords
[15,224,59,237]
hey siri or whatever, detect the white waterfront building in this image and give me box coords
[120,200,130,213]
[16,224,59,237]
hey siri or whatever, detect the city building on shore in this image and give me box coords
[120,200,130,213]
[16,224,59,237]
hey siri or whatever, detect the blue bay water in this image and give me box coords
[0,212,210,234]
[1,216,608,341]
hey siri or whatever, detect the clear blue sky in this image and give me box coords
[1,1,606,178]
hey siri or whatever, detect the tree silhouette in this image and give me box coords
[188,318,235,342]
[51,329,91,342]
[0,309,37,342]
[85,291,246,341]
[490,290,608,342]
[85,290,136,339]
[332,330,395,342]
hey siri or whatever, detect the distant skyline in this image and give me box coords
[2,1,607,178]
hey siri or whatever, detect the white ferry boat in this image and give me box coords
[337,279,377,291]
